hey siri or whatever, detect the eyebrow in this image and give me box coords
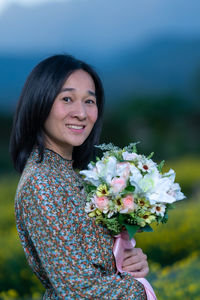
[60,88,96,98]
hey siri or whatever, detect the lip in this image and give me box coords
[66,124,86,127]
[65,124,86,133]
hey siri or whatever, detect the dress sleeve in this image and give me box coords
[21,175,146,300]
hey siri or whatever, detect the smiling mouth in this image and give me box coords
[66,124,86,129]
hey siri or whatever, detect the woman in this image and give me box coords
[10,54,149,299]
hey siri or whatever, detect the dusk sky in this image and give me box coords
[0,0,66,14]
[0,0,200,57]
[1,0,200,112]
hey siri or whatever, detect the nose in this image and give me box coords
[70,101,87,120]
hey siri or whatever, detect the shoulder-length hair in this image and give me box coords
[10,54,105,173]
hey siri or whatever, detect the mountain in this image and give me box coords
[1,36,200,112]
[0,55,43,111]
[1,0,200,111]
[102,36,200,101]
[0,0,200,55]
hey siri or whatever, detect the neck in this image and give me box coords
[44,139,73,160]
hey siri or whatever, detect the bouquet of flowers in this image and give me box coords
[80,142,185,239]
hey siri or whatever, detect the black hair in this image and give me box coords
[9,54,105,173]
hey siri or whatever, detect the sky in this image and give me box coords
[0,0,66,14]
[1,0,200,111]
[0,0,200,57]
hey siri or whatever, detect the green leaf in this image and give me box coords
[161,213,169,223]
[96,215,123,236]
[167,203,175,210]
[118,214,126,225]
[141,225,153,232]
[158,160,165,172]
[124,224,140,239]
[83,184,96,194]
[147,152,154,159]
[124,186,135,192]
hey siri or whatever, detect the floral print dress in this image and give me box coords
[15,148,146,299]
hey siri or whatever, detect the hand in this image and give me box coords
[122,248,149,278]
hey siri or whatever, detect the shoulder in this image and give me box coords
[15,150,80,211]
[15,169,67,222]
[16,160,65,204]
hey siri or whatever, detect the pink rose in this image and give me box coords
[94,195,109,212]
[110,177,127,194]
[120,194,135,213]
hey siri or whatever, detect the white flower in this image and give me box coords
[151,204,166,217]
[163,169,176,182]
[107,210,115,218]
[80,156,117,186]
[138,172,157,193]
[85,201,96,213]
[88,162,95,170]
[130,170,175,204]
[116,162,131,180]
[96,156,117,184]
[138,158,157,173]
[148,192,176,204]
[167,183,185,201]
[122,151,140,161]
[130,169,158,195]
[152,168,185,202]
[129,165,143,184]
[79,168,100,187]
[146,173,179,204]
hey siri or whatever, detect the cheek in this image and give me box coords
[44,114,56,132]
[44,108,62,133]
[47,106,65,125]
[89,107,98,124]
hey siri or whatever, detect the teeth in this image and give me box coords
[67,125,84,129]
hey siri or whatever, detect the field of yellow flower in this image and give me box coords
[0,156,200,299]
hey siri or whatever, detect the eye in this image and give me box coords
[62,96,72,103]
[85,99,96,104]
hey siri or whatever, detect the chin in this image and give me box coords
[71,139,87,147]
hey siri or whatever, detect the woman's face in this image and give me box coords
[43,69,98,159]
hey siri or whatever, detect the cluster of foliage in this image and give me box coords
[136,188,200,265]
[101,95,200,162]
[149,252,200,299]
[0,113,13,174]
[0,175,44,299]
[165,156,200,195]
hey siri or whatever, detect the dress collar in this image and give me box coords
[44,148,74,169]
[31,147,74,171]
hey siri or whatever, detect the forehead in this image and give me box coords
[63,69,95,91]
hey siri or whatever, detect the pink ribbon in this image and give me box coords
[113,231,157,300]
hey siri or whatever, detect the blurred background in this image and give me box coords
[0,0,200,299]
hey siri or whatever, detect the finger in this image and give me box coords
[122,254,146,267]
[130,266,149,278]
[122,261,147,273]
[123,248,143,259]
[123,253,147,267]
